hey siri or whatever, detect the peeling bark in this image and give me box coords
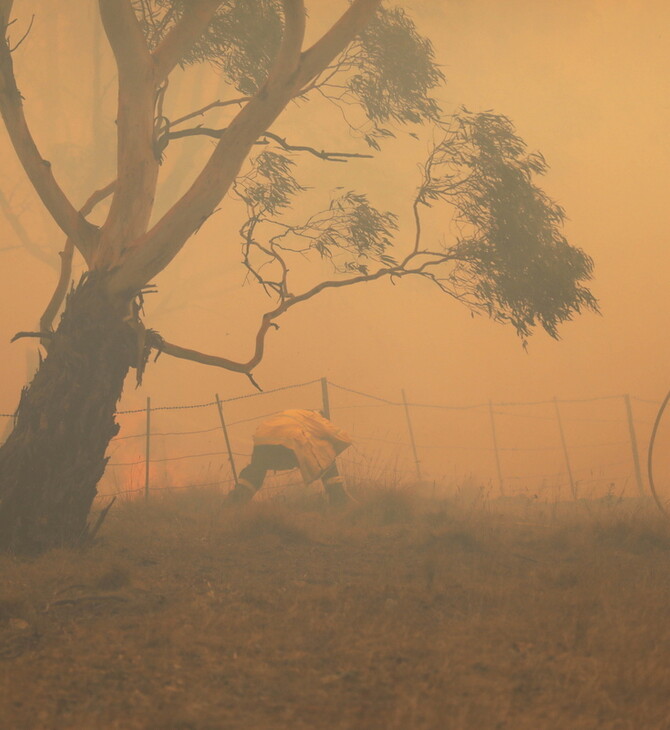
[0,275,135,555]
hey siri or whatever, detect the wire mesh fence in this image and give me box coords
[0,379,664,504]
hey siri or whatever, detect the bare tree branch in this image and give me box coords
[147,330,265,374]
[140,127,477,382]
[146,248,458,380]
[79,179,118,222]
[148,331,265,391]
[10,331,54,343]
[295,0,382,92]
[38,240,74,349]
[189,155,479,380]
[7,12,32,52]
[239,214,290,299]
[265,0,305,88]
[107,0,385,297]
[261,130,373,161]
[0,9,98,261]
[167,125,372,162]
[40,181,117,346]
[164,125,225,141]
[169,96,252,128]
[95,0,159,269]
[107,0,309,296]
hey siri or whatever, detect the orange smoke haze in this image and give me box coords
[1,1,669,496]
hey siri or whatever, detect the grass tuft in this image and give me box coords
[2,485,670,729]
[347,486,417,526]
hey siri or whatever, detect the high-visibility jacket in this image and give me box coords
[253,409,352,484]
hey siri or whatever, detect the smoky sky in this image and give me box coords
[1,1,669,492]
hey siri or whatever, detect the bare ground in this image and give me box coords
[2,488,670,730]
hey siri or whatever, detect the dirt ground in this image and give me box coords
[2,488,670,730]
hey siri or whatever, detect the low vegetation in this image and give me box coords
[1,486,670,729]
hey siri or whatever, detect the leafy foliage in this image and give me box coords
[132,0,182,50]
[134,2,596,340]
[307,192,399,274]
[234,150,304,216]
[187,1,282,94]
[346,6,444,126]
[234,147,398,277]
[420,109,598,340]
[135,2,443,134]
[133,0,282,94]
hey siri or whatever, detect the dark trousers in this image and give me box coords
[239,444,340,492]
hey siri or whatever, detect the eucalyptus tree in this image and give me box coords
[0,0,597,553]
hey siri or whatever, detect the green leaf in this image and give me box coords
[346,6,444,125]
[236,150,304,215]
[134,1,282,94]
[422,109,598,340]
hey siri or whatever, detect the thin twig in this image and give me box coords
[10,331,54,343]
[261,130,373,161]
[168,126,372,162]
[169,97,252,128]
[80,496,117,547]
[8,14,34,53]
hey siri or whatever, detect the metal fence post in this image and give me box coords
[553,397,577,499]
[215,393,238,486]
[401,389,422,483]
[144,396,151,501]
[623,393,646,497]
[320,377,331,419]
[488,400,505,496]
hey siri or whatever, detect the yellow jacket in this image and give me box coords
[253,409,352,484]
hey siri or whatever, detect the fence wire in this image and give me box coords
[1,378,665,503]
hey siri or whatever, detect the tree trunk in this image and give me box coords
[0,274,136,554]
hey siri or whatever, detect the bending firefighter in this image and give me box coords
[227,409,353,506]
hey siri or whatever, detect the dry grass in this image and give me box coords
[2,487,670,729]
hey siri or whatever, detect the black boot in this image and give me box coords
[226,481,256,505]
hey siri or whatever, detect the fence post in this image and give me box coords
[320,377,331,419]
[144,396,151,501]
[488,400,505,496]
[623,394,646,497]
[401,389,422,483]
[553,397,577,499]
[215,393,239,486]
